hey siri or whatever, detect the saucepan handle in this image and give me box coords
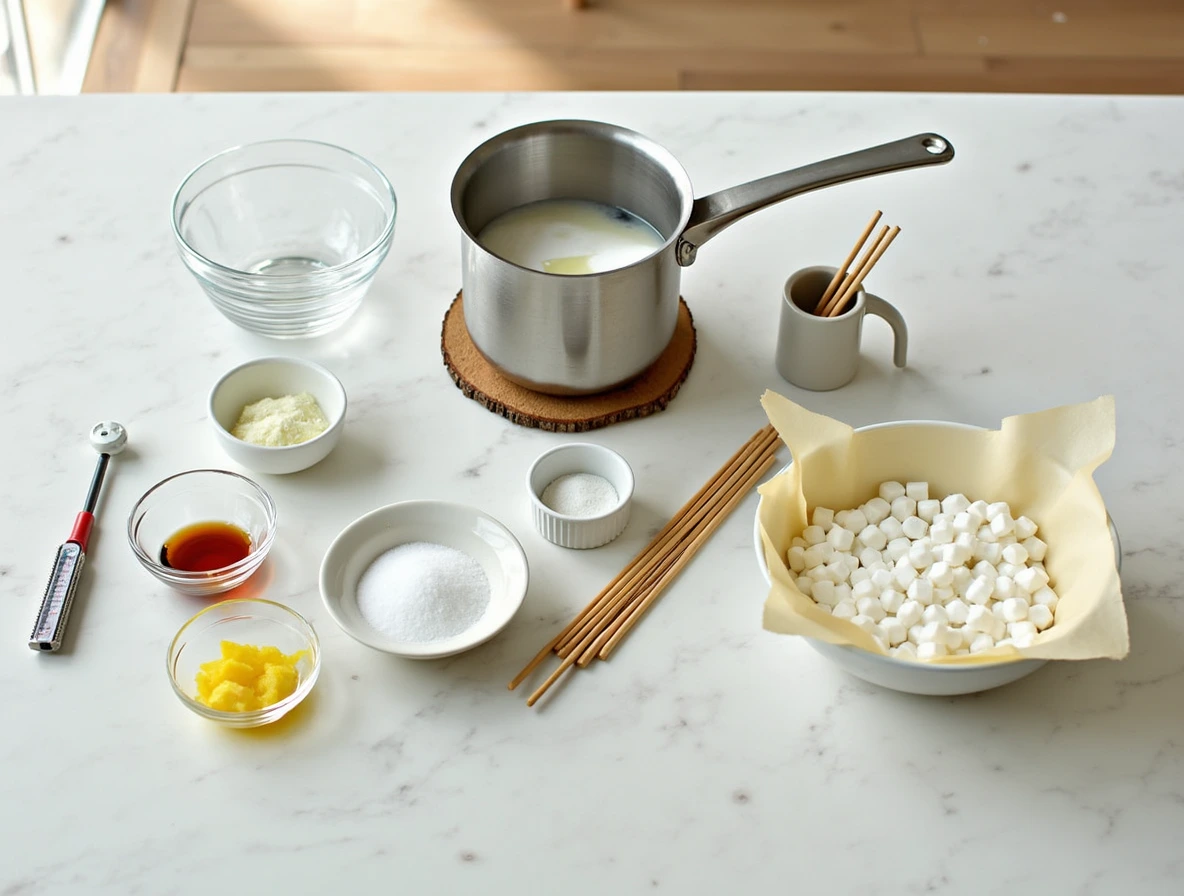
[676,133,954,267]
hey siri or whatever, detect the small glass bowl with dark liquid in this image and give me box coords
[127,470,277,595]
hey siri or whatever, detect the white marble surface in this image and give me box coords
[1,92,1181,894]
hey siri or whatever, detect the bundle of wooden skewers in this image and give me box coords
[813,211,900,317]
[509,425,782,706]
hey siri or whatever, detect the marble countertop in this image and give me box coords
[1,92,1181,894]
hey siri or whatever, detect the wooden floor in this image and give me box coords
[83,0,1184,94]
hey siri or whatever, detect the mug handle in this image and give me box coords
[865,293,908,368]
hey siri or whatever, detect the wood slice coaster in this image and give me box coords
[441,291,697,433]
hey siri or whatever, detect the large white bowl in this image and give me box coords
[319,501,529,659]
[753,420,1122,696]
[209,356,347,475]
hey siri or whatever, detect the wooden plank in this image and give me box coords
[916,11,1184,59]
[83,0,195,92]
[682,52,986,91]
[176,45,682,91]
[187,0,918,54]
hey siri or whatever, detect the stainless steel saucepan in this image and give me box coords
[451,120,954,395]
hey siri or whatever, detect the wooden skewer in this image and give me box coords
[827,225,901,318]
[575,436,781,667]
[598,453,780,660]
[817,223,888,318]
[508,425,775,689]
[555,426,779,657]
[815,210,882,315]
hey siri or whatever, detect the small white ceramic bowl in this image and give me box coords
[209,356,347,475]
[752,420,1123,696]
[319,500,529,659]
[527,443,634,549]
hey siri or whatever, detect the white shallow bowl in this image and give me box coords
[527,442,634,549]
[319,500,529,659]
[753,420,1123,696]
[209,356,347,475]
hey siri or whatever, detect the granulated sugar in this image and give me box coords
[356,541,490,642]
[541,472,619,518]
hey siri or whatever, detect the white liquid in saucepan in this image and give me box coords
[477,199,665,275]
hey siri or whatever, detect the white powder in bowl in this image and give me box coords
[356,542,491,642]
[231,392,330,446]
[541,472,619,518]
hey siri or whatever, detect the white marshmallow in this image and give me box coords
[955,531,976,552]
[1028,603,1055,630]
[1001,597,1029,622]
[966,605,994,633]
[871,568,895,591]
[991,601,1009,621]
[833,509,850,529]
[907,624,925,645]
[967,499,988,517]
[969,633,996,653]
[850,567,871,586]
[891,496,917,522]
[930,519,955,546]
[802,544,828,569]
[966,575,995,605]
[892,557,918,589]
[901,516,928,541]
[996,561,1020,579]
[944,597,971,625]
[886,537,912,562]
[995,638,1014,649]
[811,580,837,606]
[907,578,935,606]
[858,546,882,569]
[852,579,878,602]
[1001,542,1029,566]
[953,510,984,535]
[880,618,907,646]
[991,615,1008,641]
[896,599,923,628]
[862,497,891,525]
[941,493,971,515]
[879,481,906,502]
[959,626,977,649]
[879,589,905,614]
[824,560,848,583]
[985,501,1010,521]
[1022,536,1048,562]
[1014,566,1050,594]
[976,526,997,545]
[998,534,1018,548]
[907,541,935,569]
[1014,516,1038,540]
[845,509,869,533]
[921,604,949,625]
[940,541,972,567]
[932,512,954,525]
[1008,620,1038,642]
[879,516,905,541]
[918,620,949,644]
[834,583,852,605]
[856,596,886,622]
[791,536,808,549]
[906,481,929,502]
[917,499,941,523]
[926,560,954,587]
[979,541,1004,565]
[795,576,813,597]
[943,626,964,649]
[994,576,1016,601]
[1031,586,1059,609]
[850,614,877,634]
[815,602,832,614]
[917,641,949,660]
[990,512,1015,537]
[952,566,974,596]
[787,546,806,572]
[832,599,857,619]
[859,525,888,552]
[812,507,835,532]
[826,525,855,551]
[934,586,955,605]
[893,642,918,660]
[803,525,826,545]
[972,560,999,581]
[953,648,971,656]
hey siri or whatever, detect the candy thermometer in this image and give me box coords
[29,421,127,652]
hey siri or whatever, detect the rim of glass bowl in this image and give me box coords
[170,138,398,282]
[166,597,321,725]
[127,469,278,582]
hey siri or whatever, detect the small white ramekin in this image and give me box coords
[527,443,634,549]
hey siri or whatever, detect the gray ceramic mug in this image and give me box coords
[775,266,908,391]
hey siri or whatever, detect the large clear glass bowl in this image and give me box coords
[172,139,397,338]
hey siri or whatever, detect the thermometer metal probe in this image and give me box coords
[29,422,127,652]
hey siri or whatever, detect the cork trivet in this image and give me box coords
[441,291,696,433]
